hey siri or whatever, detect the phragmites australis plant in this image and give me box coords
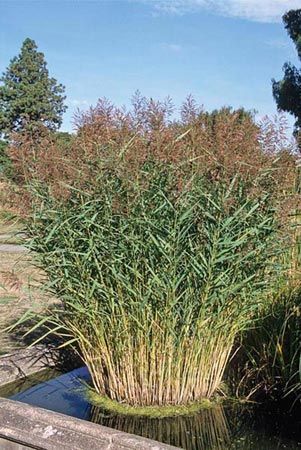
[8,94,298,411]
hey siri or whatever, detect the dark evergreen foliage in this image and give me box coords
[272,9,301,137]
[0,38,67,137]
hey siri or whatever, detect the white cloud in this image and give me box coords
[160,42,183,52]
[144,0,300,23]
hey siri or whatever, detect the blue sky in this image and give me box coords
[0,0,300,133]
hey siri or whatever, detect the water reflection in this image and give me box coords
[90,405,230,450]
[89,404,301,450]
[6,367,301,450]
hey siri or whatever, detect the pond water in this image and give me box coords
[2,366,301,450]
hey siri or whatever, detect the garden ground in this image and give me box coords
[0,209,57,354]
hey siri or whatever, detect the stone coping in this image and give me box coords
[0,399,181,450]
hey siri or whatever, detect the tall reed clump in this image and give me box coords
[8,95,296,411]
[26,167,278,409]
[7,94,296,215]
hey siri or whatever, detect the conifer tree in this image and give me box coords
[0,38,67,137]
[272,9,301,137]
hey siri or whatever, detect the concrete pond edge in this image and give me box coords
[0,346,57,387]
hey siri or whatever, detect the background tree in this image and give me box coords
[0,38,67,138]
[272,9,301,139]
[0,139,9,172]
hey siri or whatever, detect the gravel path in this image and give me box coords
[0,244,27,253]
[0,232,27,253]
